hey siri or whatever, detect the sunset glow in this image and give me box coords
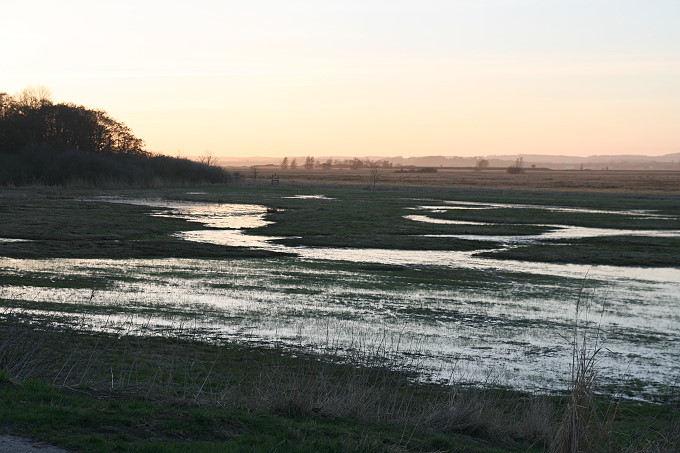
[3,0,679,158]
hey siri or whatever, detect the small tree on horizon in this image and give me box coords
[368,160,381,188]
[281,157,288,169]
[198,150,218,166]
[506,157,524,174]
[290,158,297,169]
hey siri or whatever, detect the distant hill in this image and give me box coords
[211,152,680,171]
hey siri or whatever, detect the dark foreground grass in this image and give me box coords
[0,379,527,453]
[0,319,677,453]
[0,320,537,453]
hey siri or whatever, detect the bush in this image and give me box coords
[0,146,232,187]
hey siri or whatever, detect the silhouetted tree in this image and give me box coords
[290,158,297,169]
[0,86,233,186]
[0,89,146,156]
[507,157,524,174]
[198,151,218,166]
[349,157,364,170]
[304,155,315,169]
[280,157,288,169]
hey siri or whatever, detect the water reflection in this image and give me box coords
[2,256,678,397]
[5,196,675,397]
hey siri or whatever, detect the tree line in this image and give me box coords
[279,156,393,170]
[0,86,231,186]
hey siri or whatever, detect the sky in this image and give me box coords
[3,0,680,158]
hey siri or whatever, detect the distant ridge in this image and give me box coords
[208,152,680,171]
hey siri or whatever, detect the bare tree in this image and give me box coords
[0,92,8,118]
[304,155,315,169]
[250,165,258,183]
[16,85,52,109]
[281,157,289,169]
[290,158,297,169]
[198,150,218,166]
[507,157,524,174]
[368,161,381,188]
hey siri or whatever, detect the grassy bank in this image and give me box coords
[0,195,285,259]
[479,236,680,267]
[0,319,677,453]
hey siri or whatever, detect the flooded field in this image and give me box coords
[2,191,679,399]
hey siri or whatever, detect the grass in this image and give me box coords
[0,317,676,453]
[425,206,680,230]
[0,318,544,453]
[479,236,680,267]
[231,167,680,194]
[0,196,285,259]
[1,184,679,450]
[11,184,677,260]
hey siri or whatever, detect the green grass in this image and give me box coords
[0,273,112,289]
[0,321,543,453]
[0,320,676,453]
[479,236,680,267]
[426,206,680,230]
[0,196,284,259]
[1,185,679,450]
[0,379,525,452]
[2,185,678,261]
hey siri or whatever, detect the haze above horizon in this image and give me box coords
[3,0,679,158]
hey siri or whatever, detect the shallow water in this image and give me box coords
[282,194,337,200]
[2,256,678,397]
[2,196,679,397]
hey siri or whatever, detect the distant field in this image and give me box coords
[231,167,680,193]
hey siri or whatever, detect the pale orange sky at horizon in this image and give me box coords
[3,0,679,158]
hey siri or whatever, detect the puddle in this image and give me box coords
[94,197,271,229]
[440,200,673,217]
[282,195,337,200]
[0,238,30,243]
[403,215,488,225]
[406,208,680,242]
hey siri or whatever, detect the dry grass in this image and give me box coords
[231,167,680,193]
[0,315,550,448]
[550,281,619,453]
[1,297,676,452]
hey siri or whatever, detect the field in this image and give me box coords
[239,167,680,193]
[1,172,679,452]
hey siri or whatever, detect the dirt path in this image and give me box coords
[0,435,69,452]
